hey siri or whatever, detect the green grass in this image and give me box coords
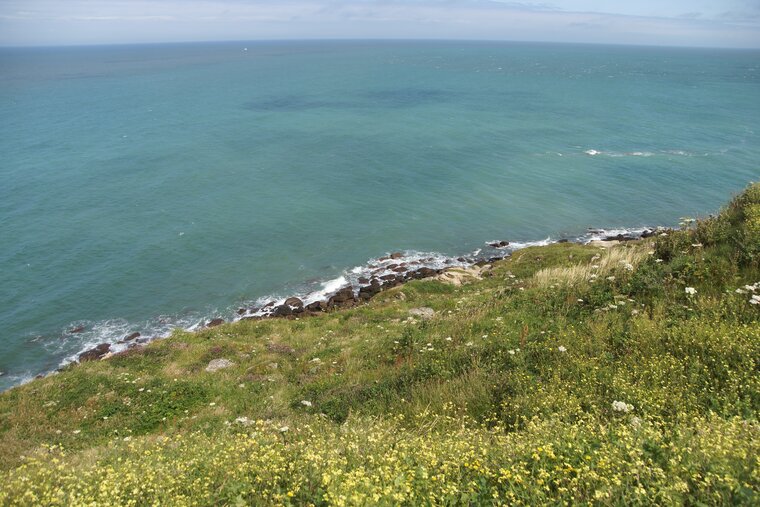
[1,184,759,506]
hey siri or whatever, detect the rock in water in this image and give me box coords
[78,343,111,362]
[284,297,304,309]
[206,318,224,328]
[205,358,235,372]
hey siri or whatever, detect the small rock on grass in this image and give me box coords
[409,307,436,320]
[205,358,235,372]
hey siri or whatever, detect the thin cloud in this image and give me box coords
[0,0,758,47]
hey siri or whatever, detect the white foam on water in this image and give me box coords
[580,227,656,243]
[507,237,554,249]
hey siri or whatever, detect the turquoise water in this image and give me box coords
[1,40,758,389]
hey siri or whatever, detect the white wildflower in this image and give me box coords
[750,295,760,305]
[612,400,634,413]
[301,400,313,407]
[279,426,289,433]
[691,243,703,248]
[685,287,697,295]
[508,349,516,355]
[558,346,567,353]
[654,259,663,263]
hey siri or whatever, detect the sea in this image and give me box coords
[1,40,758,390]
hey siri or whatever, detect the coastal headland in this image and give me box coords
[0,183,758,505]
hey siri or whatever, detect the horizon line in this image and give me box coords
[2,36,759,52]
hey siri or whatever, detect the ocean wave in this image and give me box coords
[581,148,709,158]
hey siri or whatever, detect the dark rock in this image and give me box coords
[78,343,110,362]
[358,276,369,284]
[640,229,655,239]
[382,276,405,288]
[123,332,141,342]
[475,260,488,267]
[457,257,466,262]
[603,234,635,242]
[263,301,275,308]
[378,256,390,261]
[358,282,382,300]
[284,297,304,309]
[488,240,510,248]
[392,266,407,273]
[329,286,354,304]
[380,274,396,281]
[390,252,404,259]
[306,301,328,312]
[411,267,437,279]
[558,239,569,243]
[206,318,224,328]
[68,325,86,334]
[273,305,293,317]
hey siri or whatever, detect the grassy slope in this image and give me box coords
[1,185,759,506]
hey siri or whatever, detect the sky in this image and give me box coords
[0,0,759,48]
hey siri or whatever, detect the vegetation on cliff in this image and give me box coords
[1,184,759,505]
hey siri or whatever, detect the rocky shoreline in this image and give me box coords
[73,226,663,365]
